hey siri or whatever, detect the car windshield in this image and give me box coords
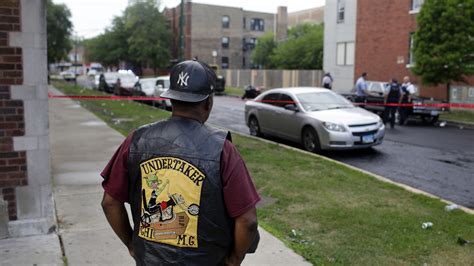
[140,79,156,90]
[295,91,354,112]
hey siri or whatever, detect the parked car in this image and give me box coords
[98,72,119,93]
[133,78,158,97]
[92,74,100,90]
[342,81,444,124]
[245,87,385,153]
[114,71,139,96]
[60,70,76,81]
[98,71,138,95]
[153,76,171,110]
[209,64,226,94]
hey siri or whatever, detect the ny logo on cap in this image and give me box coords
[177,72,189,87]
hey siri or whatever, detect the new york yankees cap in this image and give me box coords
[160,59,216,103]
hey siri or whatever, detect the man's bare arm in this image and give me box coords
[101,192,134,256]
[225,207,258,266]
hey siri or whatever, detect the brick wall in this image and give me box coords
[0,0,26,221]
[354,0,449,100]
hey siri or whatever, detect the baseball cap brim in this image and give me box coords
[160,89,210,103]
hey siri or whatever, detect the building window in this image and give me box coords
[336,42,354,66]
[248,37,257,50]
[337,0,345,23]
[222,15,230,28]
[250,18,264,31]
[411,0,424,11]
[222,57,229,69]
[243,17,246,29]
[222,36,229,49]
[408,33,415,65]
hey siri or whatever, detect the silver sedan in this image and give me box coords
[244,87,385,152]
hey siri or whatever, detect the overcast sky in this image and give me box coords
[53,0,326,38]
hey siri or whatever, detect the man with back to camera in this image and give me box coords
[384,78,403,129]
[355,72,369,105]
[100,59,260,265]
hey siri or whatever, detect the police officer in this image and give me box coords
[101,59,260,265]
[399,76,415,125]
[384,78,402,129]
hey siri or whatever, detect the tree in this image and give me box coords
[251,32,277,68]
[46,0,73,63]
[85,17,130,68]
[412,0,474,101]
[270,24,324,70]
[124,0,171,71]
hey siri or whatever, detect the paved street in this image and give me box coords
[207,95,474,208]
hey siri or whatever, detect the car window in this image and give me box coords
[261,93,280,106]
[278,94,296,108]
[295,91,353,112]
[156,79,169,88]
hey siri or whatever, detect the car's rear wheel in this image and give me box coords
[302,127,321,153]
[248,116,262,137]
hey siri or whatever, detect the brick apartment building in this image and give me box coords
[0,0,53,238]
[287,6,324,28]
[164,2,288,69]
[325,0,474,102]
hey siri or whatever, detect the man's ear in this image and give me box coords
[205,96,213,111]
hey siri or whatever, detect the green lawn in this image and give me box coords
[224,86,244,97]
[441,109,474,124]
[53,81,474,265]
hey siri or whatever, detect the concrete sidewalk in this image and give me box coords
[0,87,311,265]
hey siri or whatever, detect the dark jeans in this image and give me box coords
[399,106,411,125]
[384,106,397,128]
[354,96,366,108]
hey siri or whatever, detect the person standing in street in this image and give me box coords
[354,72,369,105]
[322,72,333,90]
[384,78,402,129]
[100,59,260,265]
[399,76,416,125]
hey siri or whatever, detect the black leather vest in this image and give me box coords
[127,117,233,265]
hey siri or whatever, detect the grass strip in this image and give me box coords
[53,81,474,265]
[440,109,474,124]
[224,86,244,97]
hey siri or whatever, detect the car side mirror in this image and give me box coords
[157,84,164,89]
[284,104,299,112]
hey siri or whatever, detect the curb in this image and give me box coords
[441,119,474,130]
[222,127,474,216]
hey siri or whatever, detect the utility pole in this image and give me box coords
[74,33,78,86]
[178,0,185,61]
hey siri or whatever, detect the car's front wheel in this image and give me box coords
[302,127,321,153]
[248,116,262,137]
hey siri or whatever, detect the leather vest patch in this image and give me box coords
[139,157,204,248]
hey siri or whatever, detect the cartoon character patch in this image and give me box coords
[138,157,205,248]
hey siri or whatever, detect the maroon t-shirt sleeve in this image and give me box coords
[100,133,134,203]
[221,139,260,218]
